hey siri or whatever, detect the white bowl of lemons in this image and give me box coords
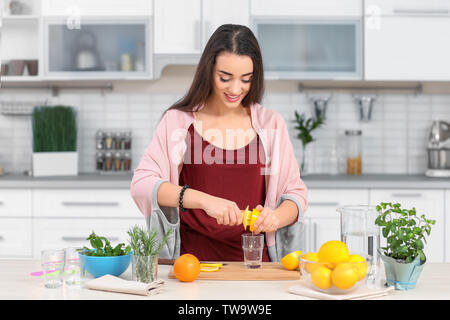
[299,240,368,294]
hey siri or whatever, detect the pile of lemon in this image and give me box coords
[280,240,367,291]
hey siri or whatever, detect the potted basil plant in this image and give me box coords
[31,105,78,177]
[127,225,172,283]
[375,202,436,290]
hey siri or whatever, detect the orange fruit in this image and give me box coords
[173,253,201,282]
[318,240,350,267]
[331,263,358,290]
[310,265,332,290]
[348,254,367,281]
[281,250,302,270]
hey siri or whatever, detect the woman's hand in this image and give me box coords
[200,194,243,226]
[252,204,280,234]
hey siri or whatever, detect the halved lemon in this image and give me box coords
[281,250,303,270]
[200,263,223,272]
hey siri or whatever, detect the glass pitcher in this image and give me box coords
[336,205,380,281]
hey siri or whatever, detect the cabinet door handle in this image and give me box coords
[393,9,449,15]
[61,201,120,207]
[61,236,119,242]
[309,202,339,207]
[390,193,422,198]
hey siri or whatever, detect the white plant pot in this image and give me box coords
[32,152,78,177]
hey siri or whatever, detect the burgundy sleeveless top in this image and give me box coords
[179,123,269,261]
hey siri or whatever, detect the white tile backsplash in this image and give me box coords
[0,89,449,175]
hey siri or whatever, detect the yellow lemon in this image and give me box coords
[300,252,319,273]
[318,240,350,266]
[249,209,260,232]
[348,254,367,281]
[310,265,332,290]
[281,250,303,271]
[242,206,260,232]
[331,263,358,290]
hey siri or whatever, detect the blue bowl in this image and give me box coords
[79,252,132,278]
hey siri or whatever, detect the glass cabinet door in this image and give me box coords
[254,19,362,80]
[44,19,151,78]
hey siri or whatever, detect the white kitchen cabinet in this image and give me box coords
[41,0,152,16]
[0,218,33,258]
[305,188,369,252]
[33,189,142,218]
[43,18,152,79]
[364,2,450,80]
[369,189,445,262]
[446,190,450,262]
[250,0,362,17]
[0,189,32,217]
[154,0,202,54]
[32,218,145,258]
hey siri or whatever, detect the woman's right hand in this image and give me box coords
[200,195,243,227]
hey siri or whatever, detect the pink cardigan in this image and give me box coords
[130,103,308,252]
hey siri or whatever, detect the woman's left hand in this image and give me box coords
[252,205,280,234]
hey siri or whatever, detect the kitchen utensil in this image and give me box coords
[337,205,380,282]
[426,120,450,177]
[354,96,376,122]
[41,249,65,288]
[242,233,264,269]
[345,129,362,175]
[168,261,299,280]
[310,96,330,120]
[9,60,25,76]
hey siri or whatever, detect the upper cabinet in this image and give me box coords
[364,0,450,81]
[41,0,152,16]
[251,0,362,80]
[43,18,152,79]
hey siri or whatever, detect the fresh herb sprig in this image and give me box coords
[127,225,172,257]
[375,202,435,263]
[292,110,324,148]
[80,231,131,257]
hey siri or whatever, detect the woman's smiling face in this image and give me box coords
[210,51,254,110]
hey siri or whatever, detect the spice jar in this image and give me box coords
[114,152,122,171]
[123,131,132,150]
[96,130,105,150]
[104,152,113,171]
[96,152,104,171]
[345,130,362,175]
[105,132,113,150]
[114,132,123,150]
[123,152,131,171]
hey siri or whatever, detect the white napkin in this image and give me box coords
[288,283,394,300]
[85,275,165,296]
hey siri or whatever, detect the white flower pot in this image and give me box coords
[32,152,78,177]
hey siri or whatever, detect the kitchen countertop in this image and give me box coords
[0,260,449,300]
[0,173,449,189]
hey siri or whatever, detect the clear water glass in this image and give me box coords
[64,247,83,286]
[337,205,381,282]
[242,233,264,269]
[41,249,65,289]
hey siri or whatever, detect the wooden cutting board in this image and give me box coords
[168,261,300,281]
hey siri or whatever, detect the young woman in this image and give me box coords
[131,24,308,262]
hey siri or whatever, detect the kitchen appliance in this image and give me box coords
[426,120,450,177]
[354,96,376,122]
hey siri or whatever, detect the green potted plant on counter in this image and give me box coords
[31,105,78,177]
[292,110,324,174]
[375,202,436,290]
[127,225,172,283]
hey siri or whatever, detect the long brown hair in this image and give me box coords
[165,24,264,114]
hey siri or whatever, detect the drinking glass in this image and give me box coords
[64,247,83,286]
[337,205,381,281]
[41,249,65,288]
[242,233,264,269]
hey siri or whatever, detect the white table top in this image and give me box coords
[1,260,449,300]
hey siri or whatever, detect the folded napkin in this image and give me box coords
[288,283,394,300]
[85,275,165,296]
